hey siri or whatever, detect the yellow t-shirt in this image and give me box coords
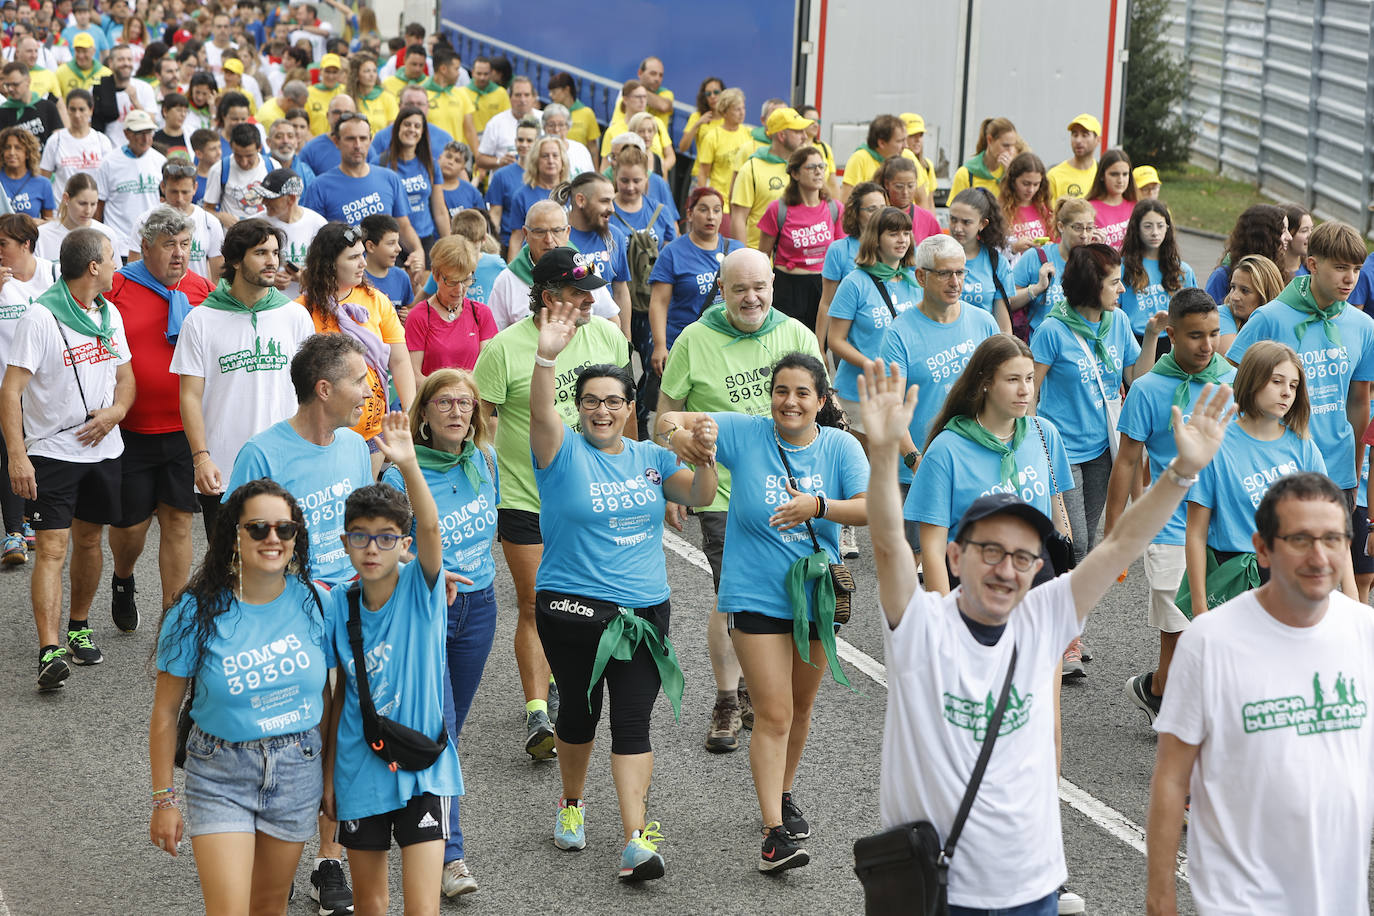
[460,83,509,134]
[682,110,716,153]
[841,146,918,187]
[730,152,789,248]
[697,123,753,203]
[55,61,111,97]
[1047,160,1097,202]
[916,156,937,197]
[256,96,287,130]
[382,74,426,98]
[305,83,345,136]
[30,67,60,100]
[357,90,399,136]
[600,112,669,157]
[948,161,1004,200]
[650,87,674,131]
[427,83,476,145]
[568,102,601,150]
[304,286,405,442]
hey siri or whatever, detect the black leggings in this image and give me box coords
[534,591,668,755]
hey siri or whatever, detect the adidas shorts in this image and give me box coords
[336,792,450,850]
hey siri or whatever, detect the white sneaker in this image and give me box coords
[1058,886,1085,914]
[841,525,859,559]
[441,858,477,897]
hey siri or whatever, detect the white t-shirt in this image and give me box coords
[168,297,316,489]
[263,208,327,301]
[203,155,270,221]
[40,128,115,193]
[95,147,167,255]
[0,256,57,373]
[35,219,120,263]
[563,137,593,177]
[9,299,130,462]
[880,574,1081,910]
[289,23,329,62]
[101,78,158,145]
[132,206,223,278]
[478,107,541,159]
[1155,590,1374,915]
[486,265,620,331]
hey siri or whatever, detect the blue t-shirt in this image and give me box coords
[381,449,500,590]
[1117,364,1237,545]
[443,180,485,216]
[62,24,111,52]
[157,578,327,742]
[961,244,1015,315]
[0,172,53,218]
[570,224,631,287]
[879,303,1001,483]
[193,174,207,204]
[1030,310,1141,463]
[366,266,412,312]
[1349,252,1374,309]
[534,433,680,606]
[298,133,342,177]
[1010,243,1067,332]
[421,251,505,305]
[1188,423,1327,552]
[646,172,680,223]
[1229,298,1374,489]
[392,155,442,238]
[300,167,409,226]
[224,420,372,587]
[712,413,869,621]
[905,417,1074,527]
[1204,265,1230,306]
[371,123,451,159]
[485,163,525,244]
[506,184,551,242]
[323,560,462,820]
[822,236,861,283]
[1119,258,1197,336]
[648,235,737,348]
[286,154,317,187]
[1218,305,1239,336]
[613,200,678,249]
[829,268,920,401]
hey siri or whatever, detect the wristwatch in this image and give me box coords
[1162,460,1198,488]
[902,450,921,469]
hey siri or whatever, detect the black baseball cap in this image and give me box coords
[256,168,303,199]
[531,246,607,291]
[952,492,1055,544]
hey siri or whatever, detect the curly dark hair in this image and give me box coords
[1120,199,1184,294]
[300,221,372,321]
[951,187,1006,252]
[1220,204,1287,273]
[770,352,846,429]
[694,76,724,115]
[155,478,322,677]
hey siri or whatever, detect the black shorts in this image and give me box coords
[336,793,449,851]
[498,507,541,546]
[28,455,121,529]
[116,430,196,526]
[1353,505,1374,575]
[726,610,833,641]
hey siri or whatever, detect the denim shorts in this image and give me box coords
[183,724,323,842]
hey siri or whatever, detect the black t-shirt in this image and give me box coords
[0,98,62,147]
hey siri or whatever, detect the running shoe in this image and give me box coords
[1125,671,1163,724]
[704,695,741,753]
[525,709,556,760]
[22,521,33,549]
[618,822,665,881]
[553,798,586,850]
[111,574,138,633]
[37,646,70,691]
[781,791,810,839]
[1061,637,1086,679]
[309,858,353,915]
[547,679,560,726]
[67,626,103,666]
[1,532,25,565]
[738,680,754,730]
[759,824,809,873]
[441,858,477,897]
[1058,886,1085,914]
[841,525,860,559]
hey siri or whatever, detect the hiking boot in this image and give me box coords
[738,680,754,730]
[704,695,741,753]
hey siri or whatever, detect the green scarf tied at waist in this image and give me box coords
[415,441,482,495]
[699,302,786,343]
[1174,548,1260,620]
[0,91,38,111]
[960,152,998,182]
[783,551,852,689]
[589,608,684,720]
[508,241,580,287]
[860,261,917,289]
[200,279,290,332]
[1276,275,1345,346]
[944,415,1028,486]
[36,278,121,359]
[1150,352,1232,427]
[1050,301,1117,374]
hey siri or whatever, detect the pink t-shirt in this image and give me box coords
[1091,199,1135,250]
[404,298,498,374]
[1009,205,1050,245]
[757,198,845,272]
[901,203,943,246]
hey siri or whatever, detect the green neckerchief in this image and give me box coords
[749,147,786,165]
[569,100,587,111]
[944,415,1028,486]
[1150,352,1232,425]
[860,261,917,288]
[1276,275,1344,346]
[464,79,498,96]
[783,551,851,689]
[699,303,787,343]
[960,152,998,182]
[64,59,104,82]
[360,85,383,102]
[508,240,580,286]
[1175,548,1260,620]
[0,91,38,111]
[859,144,883,164]
[200,279,289,332]
[415,441,482,494]
[35,278,120,358]
[1050,301,1116,373]
[423,77,455,95]
[750,125,768,144]
[589,608,683,719]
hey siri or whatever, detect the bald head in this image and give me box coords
[721,248,773,332]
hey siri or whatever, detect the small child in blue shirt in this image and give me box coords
[362,214,417,322]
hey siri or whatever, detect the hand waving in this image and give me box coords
[1172,384,1235,476]
[856,360,918,453]
[374,410,417,469]
[536,298,580,363]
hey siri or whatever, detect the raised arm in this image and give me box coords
[1129,312,1167,384]
[857,359,920,628]
[374,410,442,586]
[528,300,579,467]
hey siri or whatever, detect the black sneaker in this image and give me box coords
[38,646,70,690]
[781,792,810,839]
[309,858,353,915]
[1125,671,1163,724]
[67,626,104,666]
[111,575,138,633]
[759,824,809,872]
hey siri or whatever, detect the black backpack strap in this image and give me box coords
[942,644,1018,860]
[866,271,898,319]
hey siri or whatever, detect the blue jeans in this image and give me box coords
[949,891,1058,916]
[440,583,499,862]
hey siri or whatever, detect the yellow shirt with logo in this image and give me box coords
[567,102,601,151]
[949,161,1004,199]
[697,123,753,208]
[55,61,111,98]
[30,67,60,100]
[305,83,345,136]
[357,91,399,136]
[256,96,287,129]
[382,74,426,99]
[730,152,789,248]
[1047,160,1097,202]
[841,146,918,187]
[461,83,509,134]
[428,83,476,145]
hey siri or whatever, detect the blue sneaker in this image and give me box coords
[553,798,585,850]
[618,822,664,881]
[2,532,25,566]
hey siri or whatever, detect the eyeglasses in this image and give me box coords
[1272,532,1351,551]
[577,394,627,410]
[524,225,568,238]
[428,395,475,413]
[241,520,300,540]
[342,225,362,245]
[799,162,826,173]
[163,162,196,178]
[1066,223,1096,234]
[859,204,882,214]
[962,540,1040,572]
[436,272,473,287]
[926,268,967,281]
[342,531,403,550]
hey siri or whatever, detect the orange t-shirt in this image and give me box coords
[302,285,405,441]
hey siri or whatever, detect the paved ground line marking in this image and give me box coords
[664,530,1190,883]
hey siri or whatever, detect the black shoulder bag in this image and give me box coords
[774,441,855,624]
[853,645,1019,915]
[1033,418,1077,573]
[346,585,449,772]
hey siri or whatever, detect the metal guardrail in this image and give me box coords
[1165,0,1374,236]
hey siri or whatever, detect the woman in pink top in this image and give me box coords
[998,152,1054,259]
[406,235,497,383]
[757,144,844,331]
[875,156,942,247]
[1086,148,1137,250]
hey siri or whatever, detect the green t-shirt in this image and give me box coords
[472,315,630,513]
[659,310,824,511]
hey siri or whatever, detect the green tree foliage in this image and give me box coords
[1122,0,1194,169]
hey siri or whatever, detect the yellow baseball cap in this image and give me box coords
[1067,113,1102,135]
[1133,165,1161,189]
[71,31,95,48]
[222,58,244,75]
[765,106,813,135]
[901,113,925,135]
[320,53,342,70]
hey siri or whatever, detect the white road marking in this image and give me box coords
[663,530,1190,883]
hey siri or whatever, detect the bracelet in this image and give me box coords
[814,493,827,519]
[151,787,174,797]
[152,796,179,810]
[190,449,209,459]
[534,353,557,368]
[193,458,211,469]
[660,424,679,445]
[1162,459,1198,488]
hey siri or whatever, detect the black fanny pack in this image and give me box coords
[346,586,449,773]
[537,590,622,624]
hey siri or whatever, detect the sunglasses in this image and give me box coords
[163,162,196,178]
[241,520,300,540]
[342,225,362,245]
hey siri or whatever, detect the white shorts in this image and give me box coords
[835,396,864,434]
[1144,543,1189,633]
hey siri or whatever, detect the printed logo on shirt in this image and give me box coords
[222,632,313,697]
[724,364,773,405]
[1243,671,1367,736]
[943,684,1033,739]
[439,492,496,570]
[113,174,159,195]
[218,336,289,374]
[588,475,661,514]
[345,639,399,715]
[979,464,1050,507]
[961,276,987,308]
[298,477,357,561]
[1242,460,1300,508]
[924,339,979,383]
[400,171,430,205]
[63,339,116,366]
[695,270,718,296]
[0,301,27,319]
[341,192,385,222]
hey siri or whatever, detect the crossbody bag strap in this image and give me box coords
[865,271,898,318]
[345,585,381,728]
[1069,327,1114,409]
[50,311,91,416]
[988,246,1010,308]
[942,643,1018,859]
[775,440,823,554]
[1033,418,1060,495]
